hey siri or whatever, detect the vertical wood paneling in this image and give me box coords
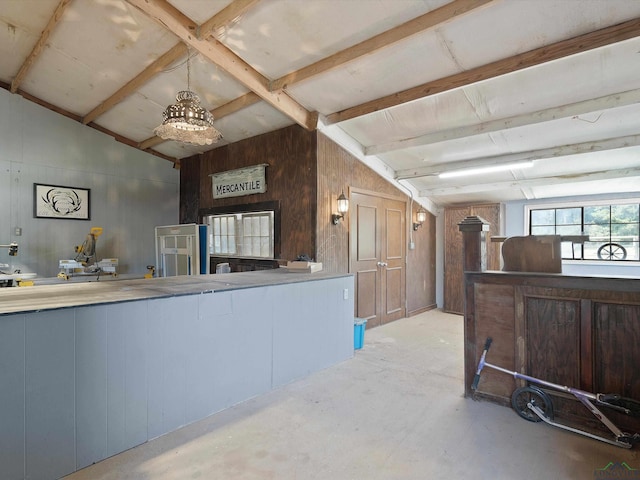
[526,297,581,386]
[180,128,436,317]
[444,204,501,314]
[594,303,640,397]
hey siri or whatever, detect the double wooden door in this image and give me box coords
[350,191,406,328]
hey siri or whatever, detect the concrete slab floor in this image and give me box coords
[62,309,639,480]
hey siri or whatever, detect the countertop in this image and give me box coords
[0,269,352,315]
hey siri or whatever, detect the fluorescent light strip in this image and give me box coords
[438,161,534,179]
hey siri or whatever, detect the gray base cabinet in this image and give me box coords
[0,275,353,480]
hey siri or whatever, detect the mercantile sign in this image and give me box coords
[210,164,268,199]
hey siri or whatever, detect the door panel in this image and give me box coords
[356,270,378,319]
[351,192,405,327]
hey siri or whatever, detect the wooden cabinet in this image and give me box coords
[465,271,640,434]
[443,204,501,314]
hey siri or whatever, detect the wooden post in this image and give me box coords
[459,215,490,397]
[458,215,490,272]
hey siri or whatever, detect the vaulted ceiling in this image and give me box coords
[2,0,640,211]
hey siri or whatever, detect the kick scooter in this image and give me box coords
[472,337,640,449]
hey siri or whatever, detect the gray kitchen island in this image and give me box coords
[0,270,354,480]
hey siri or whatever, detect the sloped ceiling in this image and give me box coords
[1,0,640,211]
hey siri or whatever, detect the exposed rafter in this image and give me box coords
[126,0,318,131]
[325,17,640,125]
[198,0,262,39]
[419,167,640,198]
[83,42,188,125]
[10,0,72,93]
[396,133,640,180]
[270,0,493,91]
[369,87,640,156]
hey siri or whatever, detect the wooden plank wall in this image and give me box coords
[180,126,437,314]
[316,133,436,312]
[181,125,317,263]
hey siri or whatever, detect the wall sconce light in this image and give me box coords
[332,190,349,225]
[413,206,427,231]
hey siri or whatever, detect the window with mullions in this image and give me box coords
[529,203,640,261]
[206,211,274,259]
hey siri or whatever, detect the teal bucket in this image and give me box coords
[354,318,367,349]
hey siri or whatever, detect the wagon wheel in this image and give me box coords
[511,386,554,422]
[597,243,627,260]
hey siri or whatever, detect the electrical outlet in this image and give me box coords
[15,227,22,236]
[409,241,415,250]
[343,288,349,300]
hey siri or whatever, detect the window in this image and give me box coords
[205,211,275,259]
[528,202,640,261]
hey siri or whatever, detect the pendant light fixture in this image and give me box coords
[154,49,222,146]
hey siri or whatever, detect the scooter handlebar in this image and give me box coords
[471,337,493,391]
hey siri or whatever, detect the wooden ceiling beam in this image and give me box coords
[419,167,640,198]
[127,0,317,131]
[396,133,640,180]
[82,42,188,125]
[325,17,640,125]
[198,0,262,39]
[138,91,261,150]
[271,0,493,91]
[369,87,640,156]
[10,0,73,93]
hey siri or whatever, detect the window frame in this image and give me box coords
[525,198,640,263]
[200,200,281,260]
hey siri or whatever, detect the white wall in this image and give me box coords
[0,88,179,278]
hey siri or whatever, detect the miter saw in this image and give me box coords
[58,227,118,280]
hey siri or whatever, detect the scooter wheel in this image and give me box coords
[511,386,554,423]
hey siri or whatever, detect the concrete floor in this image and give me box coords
[63,309,639,480]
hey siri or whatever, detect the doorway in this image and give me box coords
[350,191,406,328]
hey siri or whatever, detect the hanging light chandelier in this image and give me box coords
[154,50,222,146]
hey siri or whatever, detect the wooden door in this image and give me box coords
[350,192,405,328]
[444,204,501,315]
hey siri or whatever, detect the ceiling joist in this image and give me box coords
[325,17,640,125]
[198,0,262,39]
[10,0,72,93]
[419,167,640,197]
[82,42,188,125]
[126,0,318,131]
[270,0,494,91]
[396,133,640,180]
[369,87,640,156]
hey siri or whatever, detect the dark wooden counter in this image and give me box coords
[465,270,640,434]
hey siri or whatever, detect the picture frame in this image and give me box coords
[34,183,91,220]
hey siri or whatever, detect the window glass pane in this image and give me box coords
[584,224,609,243]
[204,211,275,259]
[531,225,555,235]
[531,209,555,225]
[612,204,639,224]
[556,225,582,236]
[556,208,581,225]
[583,242,601,260]
[612,223,638,238]
[584,206,610,225]
[561,243,575,259]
